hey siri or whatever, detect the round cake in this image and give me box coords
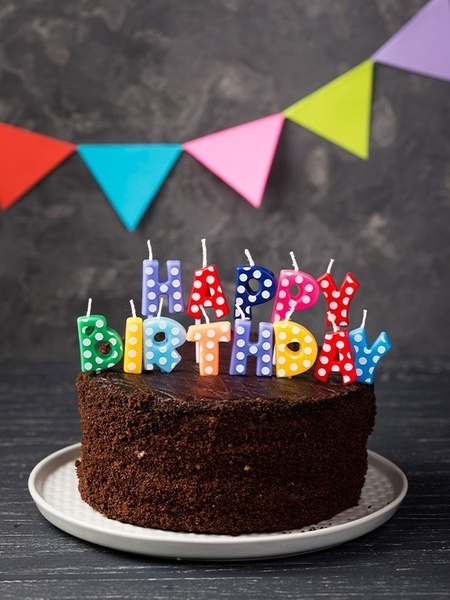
[76,344,376,535]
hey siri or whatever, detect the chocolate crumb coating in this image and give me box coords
[76,344,376,535]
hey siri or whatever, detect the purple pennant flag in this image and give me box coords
[372,0,450,82]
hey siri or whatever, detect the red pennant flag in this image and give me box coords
[0,123,76,210]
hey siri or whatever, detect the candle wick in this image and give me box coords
[236,304,246,320]
[244,248,255,267]
[86,297,92,317]
[361,309,368,329]
[147,239,153,261]
[290,251,299,272]
[200,305,210,324]
[157,297,164,318]
[328,311,339,333]
[201,238,207,268]
[285,300,296,322]
[326,258,335,274]
[129,299,137,318]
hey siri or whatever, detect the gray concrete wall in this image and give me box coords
[0,1,448,361]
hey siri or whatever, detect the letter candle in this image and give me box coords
[77,298,123,372]
[123,299,143,374]
[234,249,277,320]
[273,304,318,378]
[186,306,231,376]
[143,298,187,373]
[229,305,274,376]
[314,313,357,385]
[317,258,360,328]
[271,252,320,322]
[350,309,392,384]
[142,239,184,316]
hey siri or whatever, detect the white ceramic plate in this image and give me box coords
[28,444,407,561]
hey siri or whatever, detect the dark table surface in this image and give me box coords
[1,361,449,599]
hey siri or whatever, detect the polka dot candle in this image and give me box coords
[314,329,357,385]
[123,300,143,374]
[186,264,229,319]
[271,269,320,322]
[273,320,318,378]
[317,259,360,328]
[186,321,231,376]
[77,303,123,373]
[350,310,392,384]
[234,265,277,320]
[143,316,187,373]
[229,319,274,376]
[142,258,184,317]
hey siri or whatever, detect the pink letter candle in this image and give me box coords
[273,319,318,378]
[229,319,273,376]
[186,320,231,376]
[123,300,143,374]
[271,252,319,322]
[141,240,184,316]
[77,298,123,372]
[350,310,392,384]
[317,258,359,328]
[234,249,277,320]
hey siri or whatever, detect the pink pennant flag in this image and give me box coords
[372,0,450,82]
[183,113,285,208]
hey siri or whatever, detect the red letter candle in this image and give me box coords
[233,249,277,320]
[314,314,357,385]
[186,238,229,319]
[77,298,123,372]
[317,258,359,328]
[271,252,319,322]
[142,240,184,316]
[350,309,392,384]
[229,318,274,376]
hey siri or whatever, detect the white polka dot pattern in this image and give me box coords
[271,269,320,322]
[186,321,231,375]
[314,330,357,385]
[143,316,187,373]
[233,265,277,320]
[273,321,318,378]
[229,319,273,376]
[77,314,123,372]
[186,265,230,319]
[141,259,184,316]
[317,271,360,327]
[349,326,392,384]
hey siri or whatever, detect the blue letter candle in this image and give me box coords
[229,319,274,376]
[234,264,277,320]
[349,310,392,384]
[143,316,187,372]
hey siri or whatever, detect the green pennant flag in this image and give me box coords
[284,60,374,159]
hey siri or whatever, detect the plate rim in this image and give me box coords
[28,443,408,556]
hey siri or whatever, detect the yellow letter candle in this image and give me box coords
[273,319,318,378]
[123,299,143,374]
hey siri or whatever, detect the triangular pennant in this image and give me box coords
[0,123,76,210]
[283,60,374,159]
[78,144,182,231]
[372,0,450,82]
[183,113,285,208]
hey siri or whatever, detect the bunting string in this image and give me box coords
[0,0,448,230]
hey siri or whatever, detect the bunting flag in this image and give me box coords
[284,60,374,159]
[78,144,182,231]
[0,123,76,210]
[183,113,285,208]
[372,0,450,82]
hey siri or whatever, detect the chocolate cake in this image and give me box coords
[76,344,376,535]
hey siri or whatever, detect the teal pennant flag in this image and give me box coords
[78,144,182,231]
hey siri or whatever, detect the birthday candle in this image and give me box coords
[77,298,123,372]
[123,299,143,374]
[273,310,318,378]
[142,239,184,316]
[271,252,319,322]
[186,309,231,376]
[143,299,187,373]
[314,313,357,385]
[186,238,230,319]
[350,309,392,384]
[317,258,359,328]
[234,249,277,320]
[229,318,273,376]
